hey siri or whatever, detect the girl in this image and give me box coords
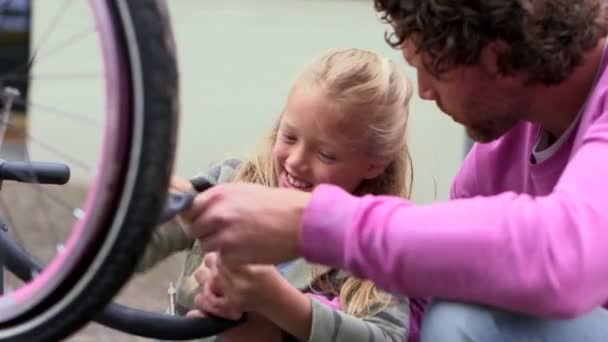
[138,48,422,341]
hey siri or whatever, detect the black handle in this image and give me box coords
[158,191,196,224]
[0,161,70,185]
[158,178,214,224]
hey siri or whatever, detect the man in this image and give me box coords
[182,1,608,340]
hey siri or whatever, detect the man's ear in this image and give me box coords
[364,160,391,179]
[479,41,507,76]
[479,41,521,82]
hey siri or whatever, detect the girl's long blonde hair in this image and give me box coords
[232,48,413,317]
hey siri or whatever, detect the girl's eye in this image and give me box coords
[282,134,296,144]
[319,151,337,162]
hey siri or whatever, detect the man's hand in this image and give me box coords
[180,183,311,265]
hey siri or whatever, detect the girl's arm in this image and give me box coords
[306,297,409,342]
[259,276,409,342]
[218,312,283,342]
[195,256,408,341]
[135,219,193,273]
[136,159,242,273]
[135,176,195,272]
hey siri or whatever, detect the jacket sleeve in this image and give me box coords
[135,219,193,273]
[307,297,409,342]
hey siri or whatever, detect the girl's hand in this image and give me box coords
[169,175,194,193]
[193,255,283,319]
[192,254,313,341]
[188,254,283,342]
[168,175,195,228]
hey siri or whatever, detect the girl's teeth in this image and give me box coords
[287,174,310,188]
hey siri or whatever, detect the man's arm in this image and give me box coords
[300,120,608,319]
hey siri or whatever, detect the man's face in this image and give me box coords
[402,41,529,143]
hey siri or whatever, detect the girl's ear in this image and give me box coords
[364,159,390,179]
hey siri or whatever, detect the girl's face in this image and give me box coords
[272,86,386,193]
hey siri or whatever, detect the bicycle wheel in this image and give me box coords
[0,0,179,340]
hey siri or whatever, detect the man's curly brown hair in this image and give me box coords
[374,0,608,84]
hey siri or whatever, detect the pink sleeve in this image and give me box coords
[299,123,608,319]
